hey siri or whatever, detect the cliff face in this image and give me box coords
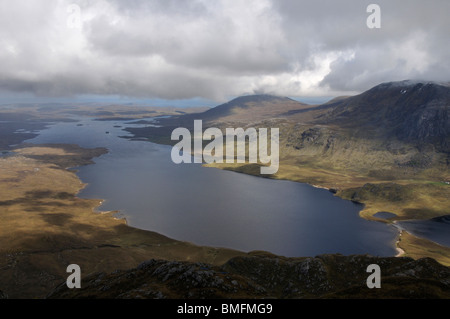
[47,253,450,299]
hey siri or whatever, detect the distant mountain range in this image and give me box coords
[126,80,449,153]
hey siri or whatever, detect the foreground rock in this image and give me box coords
[47,253,450,299]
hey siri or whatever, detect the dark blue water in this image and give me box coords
[397,215,450,247]
[373,212,398,220]
[26,117,399,257]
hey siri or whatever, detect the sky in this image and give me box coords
[0,0,449,105]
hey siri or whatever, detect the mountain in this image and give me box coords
[198,94,309,122]
[125,80,450,155]
[319,81,450,152]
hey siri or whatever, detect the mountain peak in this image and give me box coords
[229,94,294,103]
[200,94,308,122]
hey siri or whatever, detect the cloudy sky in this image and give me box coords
[0,0,449,104]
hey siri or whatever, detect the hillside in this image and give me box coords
[279,81,449,187]
[319,80,450,152]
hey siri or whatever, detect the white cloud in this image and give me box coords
[0,0,448,101]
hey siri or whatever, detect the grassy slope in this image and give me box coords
[397,232,450,267]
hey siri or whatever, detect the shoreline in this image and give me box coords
[57,134,408,260]
[15,138,448,265]
[202,163,407,257]
[201,162,450,259]
[71,144,401,260]
[2,144,448,298]
[48,131,450,266]
[393,220,450,250]
[395,230,405,257]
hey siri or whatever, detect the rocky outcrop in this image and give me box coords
[47,253,450,299]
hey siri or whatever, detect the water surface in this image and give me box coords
[373,212,398,220]
[26,117,399,257]
[397,216,450,247]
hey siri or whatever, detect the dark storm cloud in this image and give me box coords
[0,0,448,101]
